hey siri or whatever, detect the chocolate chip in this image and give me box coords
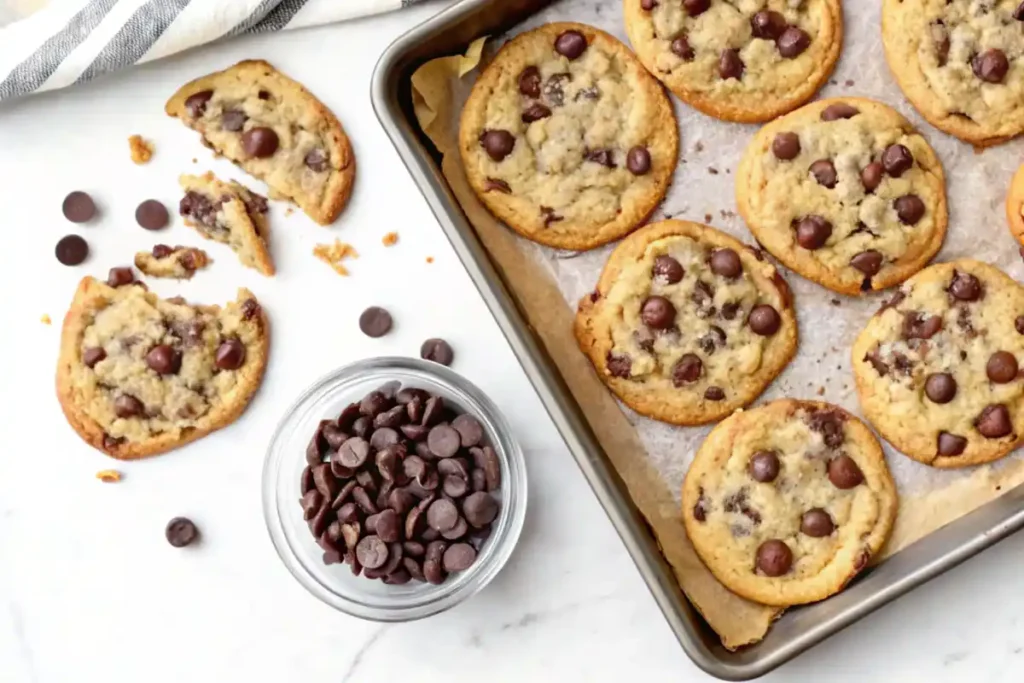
[518,66,541,97]
[670,36,695,61]
[987,352,1018,384]
[810,159,838,188]
[641,0,658,8]
[304,149,329,172]
[146,344,181,375]
[771,132,801,160]
[215,338,246,370]
[184,90,213,117]
[463,491,499,528]
[359,306,393,338]
[698,325,727,354]
[221,109,247,132]
[374,406,407,430]
[521,103,552,123]
[585,148,616,168]
[428,424,461,458]
[134,199,169,231]
[748,450,780,483]
[800,509,834,537]
[241,127,279,158]
[860,162,884,192]
[973,49,1009,83]
[554,30,587,59]
[718,49,744,80]
[902,311,942,340]
[882,144,913,177]
[682,0,709,16]
[479,129,515,162]
[748,304,781,336]
[540,206,563,227]
[114,394,144,418]
[420,338,454,366]
[422,395,445,426]
[165,517,199,548]
[795,215,832,249]
[937,432,968,457]
[151,244,173,259]
[626,146,652,175]
[777,26,811,58]
[976,404,1012,438]
[355,535,389,569]
[606,353,631,379]
[336,437,370,468]
[426,498,459,532]
[1015,1,1024,20]
[653,255,684,284]
[894,195,926,225]
[301,490,323,520]
[369,428,400,451]
[709,248,742,278]
[850,250,883,276]
[452,414,483,448]
[62,191,96,223]
[83,347,106,368]
[472,446,501,491]
[704,386,725,401]
[821,102,859,121]
[948,271,982,301]
[443,543,476,572]
[107,266,135,287]
[750,10,786,39]
[828,455,864,489]
[641,296,676,329]
[756,540,792,576]
[55,235,89,265]
[1017,316,1024,335]
[312,464,338,499]
[924,373,957,403]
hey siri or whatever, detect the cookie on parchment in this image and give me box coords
[881,0,1024,148]
[736,97,947,296]
[459,22,678,251]
[574,219,797,425]
[623,0,843,122]
[1008,164,1024,246]
[853,260,1024,468]
[682,400,898,607]
[56,277,269,460]
[166,60,355,225]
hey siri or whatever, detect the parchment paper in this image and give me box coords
[409,0,1024,649]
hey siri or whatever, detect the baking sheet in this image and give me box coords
[410,0,1024,648]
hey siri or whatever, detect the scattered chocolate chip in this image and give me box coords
[672,354,703,386]
[106,266,135,287]
[184,90,213,118]
[987,352,1018,384]
[653,255,684,283]
[748,450,780,483]
[521,103,552,123]
[776,26,811,58]
[62,191,96,223]
[828,455,864,489]
[56,235,89,266]
[948,271,982,301]
[420,338,454,366]
[750,10,786,39]
[641,296,676,329]
[937,432,968,457]
[165,517,198,548]
[710,248,742,278]
[518,66,541,97]
[135,199,170,230]
[554,30,587,59]
[718,49,744,80]
[924,373,957,404]
[860,162,884,192]
[795,215,832,249]
[976,404,1012,438]
[850,250,883,276]
[215,338,246,370]
[810,159,838,188]
[241,127,279,157]
[670,36,695,61]
[748,304,781,336]
[756,539,792,576]
[800,509,835,537]
[146,344,181,375]
[973,49,1009,83]
[359,306,393,338]
[894,195,926,225]
[626,146,652,175]
[114,394,144,418]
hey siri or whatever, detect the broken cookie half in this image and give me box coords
[179,172,274,276]
[165,59,355,225]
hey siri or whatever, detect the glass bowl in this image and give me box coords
[262,357,527,621]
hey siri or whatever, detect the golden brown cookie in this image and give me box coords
[882,0,1024,148]
[682,400,898,606]
[853,260,1024,467]
[166,60,355,225]
[736,97,947,295]
[56,277,269,460]
[623,0,843,122]
[459,22,678,251]
[1007,163,1024,245]
[134,245,210,280]
[575,219,797,425]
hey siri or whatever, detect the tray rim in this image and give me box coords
[369,1,1024,678]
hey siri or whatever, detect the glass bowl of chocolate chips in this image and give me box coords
[263,357,527,621]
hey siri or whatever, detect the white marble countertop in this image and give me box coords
[1,2,1023,681]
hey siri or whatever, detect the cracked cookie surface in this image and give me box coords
[1007,163,1024,246]
[853,259,1024,467]
[56,277,269,460]
[135,245,210,280]
[179,172,274,276]
[574,219,797,425]
[737,97,947,295]
[459,22,678,251]
[624,0,843,122]
[682,400,898,606]
[166,60,354,224]
[882,0,1024,147]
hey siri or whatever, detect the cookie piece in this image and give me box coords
[853,260,1024,467]
[1007,163,1024,246]
[882,0,1024,147]
[134,245,210,280]
[682,400,898,606]
[736,97,947,295]
[459,22,678,251]
[624,0,843,122]
[56,277,269,460]
[574,219,797,425]
[179,172,274,276]
[165,60,354,225]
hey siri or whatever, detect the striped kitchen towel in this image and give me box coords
[0,0,428,102]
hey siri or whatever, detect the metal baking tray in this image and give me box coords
[370,0,1024,678]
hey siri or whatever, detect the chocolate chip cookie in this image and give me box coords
[56,277,269,460]
[459,22,678,251]
[623,0,843,122]
[853,260,1024,467]
[736,97,948,295]
[179,172,274,276]
[166,60,355,225]
[134,245,210,280]
[574,219,797,425]
[882,0,1024,147]
[682,400,898,606]
[1007,163,1024,246]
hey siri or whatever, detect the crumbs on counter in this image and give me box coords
[128,135,154,164]
[831,298,841,306]
[191,157,197,164]
[704,213,713,224]
[285,207,295,217]
[40,314,51,325]
[382,232,399,247]
[694,141,704,153]
[96,469,122,483]
[313,240,359,276]
[817,387,826,396]
[426,256,435,264]
[708,167,719,175]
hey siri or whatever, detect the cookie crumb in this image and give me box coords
[382,232,399,247]
[844,79,855,87]
[191,158,197,164]
[704,213,713,224]
[817,386,825,396]
[285,207,295,217]
[40,314,51,325]
[128,135,153,164]
[708,167,719,175]
[426,256,434,264]
[96,469,122,483]
[719,209,736,219]
[830,298,841,306]
[313,240,359,276]
[694,141,704,153]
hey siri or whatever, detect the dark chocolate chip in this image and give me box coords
[976,404,1012,439]
[452,414,483,448]
[428,424,461,458]
[800,509,834,537]
[682,0,709,16]
[670,36,695,61]
[300,490,323,520]
[894,195,926,225]
[948,270,982,302]
[882,144,913,177]
[359,306,393,338]
[304,149,329,172]
[426,498,459,532]
[584,148,616,168]
[750,10,786,39]
[56,235,89,266]
[221,109,247,132]
[463,491,499,528]
[241,127,279,158]
[937,431,967,457]
[215,338,246,370]
[420,338,454,366]
[902,311,942,340]
[924,373,957,403]
[472,446,501,491]
[776,26,811,58]
[107,266,135,287]
[850,250,883,276]
[810,159,838,188]
[479,129,515,161]
[709,248,742,278]
[973,49,1009,83]
[165,517,199,548]
[756,539,792,576]
[606,353,632,379]
[62,191,96,223]
[337,437,370,468]
[828,455,864,489]
[704,386,725,401]
[518,66,541,97]
[987,352,1018,384]
[114,394,144,418]
[718,49,744,80]
[652,255,684,283]
[184,90,213,118]
[860,161,884,192]
[820,102,859,121]
[521,103,552,123]
[369,428,400,451]
[748,450,780,483]
[554,30,587,59]
[355,535,389,569]
[748,304,781,336]
[794,215,832,249]
[626,146,652,175]
[83,347,106,368]
[443,543,476,572]
[641,295,676,329]
[135,199,169,230]
[146,344,181,375]
[772,132,801,160]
